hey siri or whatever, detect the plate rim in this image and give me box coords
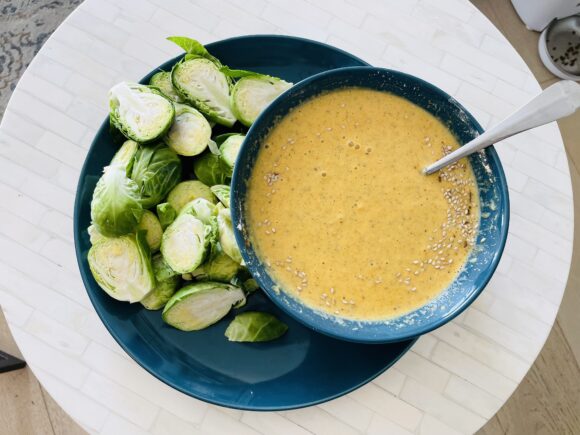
[73,34,417,411]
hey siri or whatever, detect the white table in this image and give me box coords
[0,1,573,434]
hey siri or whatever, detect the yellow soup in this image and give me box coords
[246,88,479,320]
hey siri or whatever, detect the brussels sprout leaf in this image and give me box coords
[225,312,288,342]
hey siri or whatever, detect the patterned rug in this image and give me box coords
[0,0,83,116]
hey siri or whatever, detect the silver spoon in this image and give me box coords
[424,80,580,175]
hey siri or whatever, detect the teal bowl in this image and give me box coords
[231,66,510,344]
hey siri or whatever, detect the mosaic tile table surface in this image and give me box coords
[0,0,573,434]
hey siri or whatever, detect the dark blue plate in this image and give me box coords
[74,35,415,411]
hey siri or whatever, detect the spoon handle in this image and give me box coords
[424,80,580,175]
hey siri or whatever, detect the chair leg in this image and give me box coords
[0,349,26,373]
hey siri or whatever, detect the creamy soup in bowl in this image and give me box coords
[231,67,509,343]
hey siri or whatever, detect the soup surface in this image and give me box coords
[246,88,479,320]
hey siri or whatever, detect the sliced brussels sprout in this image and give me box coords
[162,281,245,331]
[91,165,143,237]
[210,185,230,208]
[182,273,193,281]
[242,278,260,294]
[167,180,216,212]
[164,103,212,157]
[193,152,229,186]
[192,241,240,283]
[137,210,163,252]
[109,82,175,143]
[141,254,180,310]
[217,205,242,264]
[88,231,155,303]
[222,68,292,127]
[179,197,216,224]
[111,139,139,174]
[171,58,236,127]
[161,213,210,273]
[130,143,181,209]
[156,202,177,230]
[219,134,244,176]
[141,276,179,310]
[225,312,288,342]
[87,224,105,245]
[213,133,238,146]
[149,71,183,103]
[151,253,179,282]
[207,138,220,155]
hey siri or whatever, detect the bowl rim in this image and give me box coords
[231,65,510,344]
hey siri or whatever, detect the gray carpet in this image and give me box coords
[0,0,83,116]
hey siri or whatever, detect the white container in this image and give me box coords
[539,26,580,80]
[511,0,580,31]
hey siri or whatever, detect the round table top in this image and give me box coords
[0,0,573,434]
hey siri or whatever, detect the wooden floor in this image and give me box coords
[1,0,579,434]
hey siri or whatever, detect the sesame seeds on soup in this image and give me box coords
[246,88,479,320]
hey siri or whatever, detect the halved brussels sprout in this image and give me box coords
[218,134,244,176]
[87,224,105,245]
[222,68,292,127]
[242,278,260,294]
[141,254,180,310]
[149,71,183,103]
[210,185,230,208]
[88,231,155,303]
[225,312,287,342]
[167,180,216,212]
[91,165,143,237]
[137,210,163,252]
[161,213,210,273]
[156,202,176,230]
[162,281,245,331]
[171,58,236,127]
[165,103,212,156]
[217,205,242,264]
[141,276,179,310]
[151,253,178,282]
[130,143,181,209]
[109,82,175,143]
[179,197,216,224]
[111,139,139,174]
[193,152,229,186]
[192,240,240,282]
